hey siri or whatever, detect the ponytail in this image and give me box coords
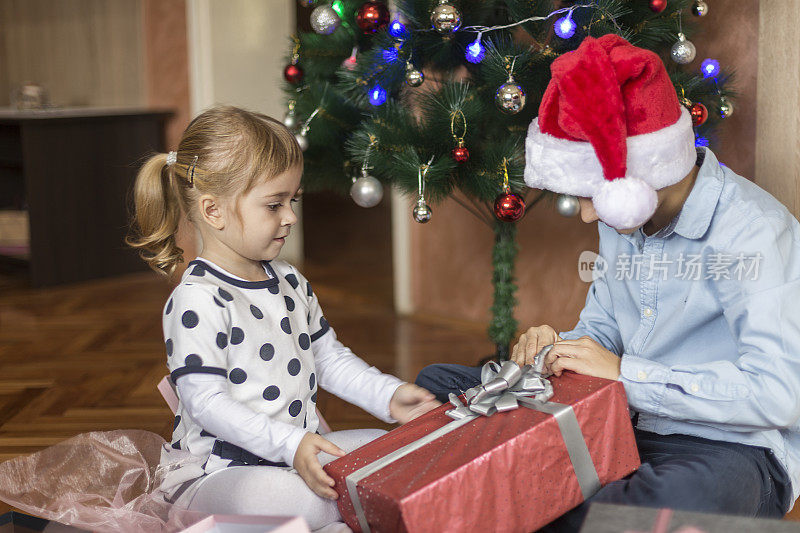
[126,153,185,276]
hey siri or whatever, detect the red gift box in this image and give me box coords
[324,372,640,533]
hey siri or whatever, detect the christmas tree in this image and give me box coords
[281,0,733,360]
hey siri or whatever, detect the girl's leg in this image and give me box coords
[414,364,483,403]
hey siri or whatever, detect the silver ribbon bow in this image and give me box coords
[446,344,555,419]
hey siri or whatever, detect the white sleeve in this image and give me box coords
[313,328,405,423]
[176,373,308,466]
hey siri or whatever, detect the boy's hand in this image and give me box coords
[293,433,345,500]
[389,383,441,424]
[546,336,621,381]
[511,325,562,366]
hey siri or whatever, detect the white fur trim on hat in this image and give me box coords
[524,107,695,197]
[592,176,658,230]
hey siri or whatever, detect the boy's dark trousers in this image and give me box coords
[415,364,793,531]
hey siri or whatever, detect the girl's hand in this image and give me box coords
[511,325,562,366]
[389,384,441,424]
[293,433,345,500]
[546,336,621,381]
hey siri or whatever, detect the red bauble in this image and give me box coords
[283,64,304,84]
[356,2,390,33]
[690,102,708,126]
[649,0,668,13]
[452,145,469,163]
[493,192,526,222]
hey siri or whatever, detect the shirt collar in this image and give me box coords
[671,147,724,240]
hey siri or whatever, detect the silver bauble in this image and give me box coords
[283,108,298,130]
[350,174,384,208]
[295,131,309,151]
[405,66,424,87]
[298,0,317,7]
[556,194,580,217]
[691,0,708,17]
[430,3,461,34]
[719,97,734,119]
[310,5,340,35]
[670,33,696,64]
[495,80,526,114]
[412,198,432,223]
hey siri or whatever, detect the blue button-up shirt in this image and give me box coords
[559,148,800,502]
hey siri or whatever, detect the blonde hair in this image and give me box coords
[126,105,303,276]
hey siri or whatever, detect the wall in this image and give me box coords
[407,0,762,342]
[0,0,145,108]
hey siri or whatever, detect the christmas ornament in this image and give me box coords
[649,0,667,13]
[495,78,526,114]
[412,159,434,223]
[283,64,303,84]
[350,169,383,208]
[356,2,389,33]
[310,4,340,35]
[690,102,708,126]
[556,194,580,217]
[404,61,424,87]
[691,0,708,17]
[412,198,432,223]
[671,33,696,64]
[430,1,461,34]
[342,46,358,70]
[450,109,468,163]
[493,160,525,222]
[283,100,298,130]
[719,96,734,118]
[295,108,320,152]
[298,0,317,7]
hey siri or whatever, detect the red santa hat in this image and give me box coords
[524,34,696,230]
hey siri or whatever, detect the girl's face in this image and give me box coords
[219,165,302,262]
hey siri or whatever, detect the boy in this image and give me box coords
[416,35,800,529]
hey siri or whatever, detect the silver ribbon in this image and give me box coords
[344,345,600,532]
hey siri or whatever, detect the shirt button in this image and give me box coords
[643,308,653,317]
[637,370,648,380]
[691,383,700,393]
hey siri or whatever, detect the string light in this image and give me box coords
[368,84,387,106]
[382,47,400,63]
[465,32,485,63]
[694,136,709,147]
[700,58,720,78]
[388,18,407,38]
[554,10,577,39]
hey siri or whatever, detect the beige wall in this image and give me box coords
[0,0,145,108]
[408,0,764,341]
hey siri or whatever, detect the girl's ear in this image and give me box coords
[198,195,225,230]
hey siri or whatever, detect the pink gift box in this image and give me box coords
[179,514,310,533]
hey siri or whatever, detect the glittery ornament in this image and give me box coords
[350,170,384,208]
[495,78,526,114]
[452,144,469,163]
[691,0,708,16]
[283,64,304,84]
[412,198,432,223]
[649,0,667,13]
[556,194,580,217]
[719,97,734,119]
[671,33,696,64]
[356,2,390,33]
[404,62,424,87]
[690,102,708,126]
[310,5,340,35]
[493,192,525,222]
[430,1,461,34]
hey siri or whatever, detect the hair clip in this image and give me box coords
[188,155,198,188]
[166,151,177,167]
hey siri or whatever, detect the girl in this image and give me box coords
[127,106,439,530]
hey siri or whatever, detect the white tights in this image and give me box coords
[175,429,386,530]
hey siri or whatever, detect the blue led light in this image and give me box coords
[694,136,710,147]
[368,85,387,106]
[465,37,485,64]
[388,19,406,39]
[382,47,399,63]
[554,12,576,39]
[700,58,720,79]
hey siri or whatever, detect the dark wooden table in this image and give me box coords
[0,108,172,287]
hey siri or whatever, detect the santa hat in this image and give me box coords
[524,34,696,230]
